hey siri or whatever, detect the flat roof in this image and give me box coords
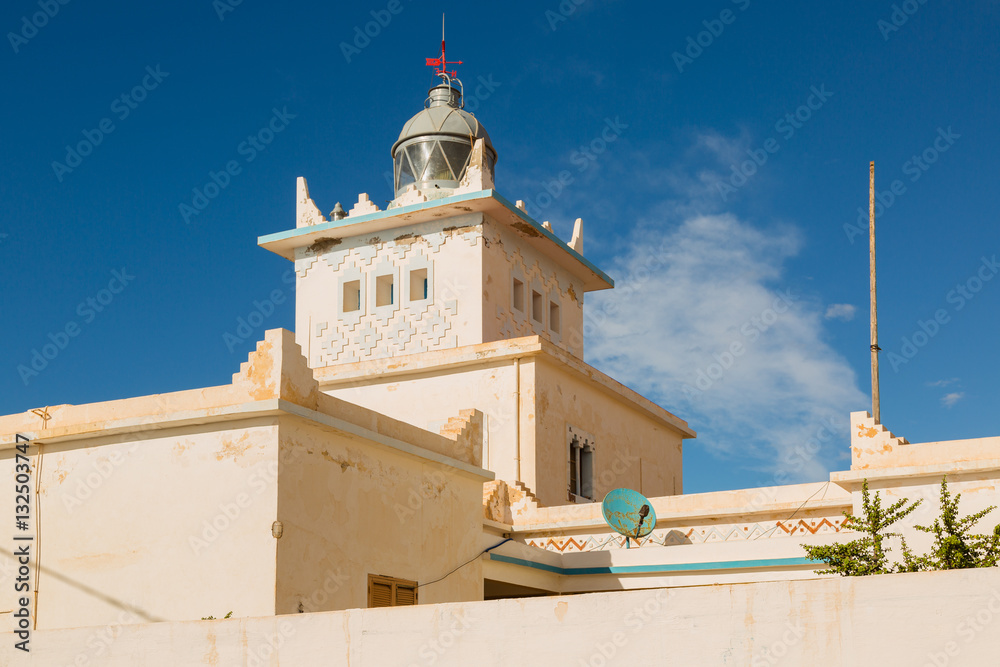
[257,189,614,292]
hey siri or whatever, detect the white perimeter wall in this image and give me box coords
[6,567,1000,666]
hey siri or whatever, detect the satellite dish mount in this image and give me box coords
[602,488,657,549]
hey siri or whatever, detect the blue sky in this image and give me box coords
[2,1,998,494]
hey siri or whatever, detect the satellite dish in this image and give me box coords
[602,488,656,549]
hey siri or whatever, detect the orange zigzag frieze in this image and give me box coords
[776,518,844,535]
[525,537,588,552]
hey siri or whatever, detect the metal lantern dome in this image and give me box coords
[390,79,497,198]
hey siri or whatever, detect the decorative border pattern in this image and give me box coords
[298,225,479,366]
[524,517,848,553]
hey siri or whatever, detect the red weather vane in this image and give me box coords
[425,14,463,78]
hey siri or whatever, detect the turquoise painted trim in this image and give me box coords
[491,555,568,575]
[257,190,495,246]
[489,553,814,576]
[256,189,614,288]
[488,191,613,288]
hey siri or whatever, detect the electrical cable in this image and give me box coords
[417,538,512,589]
[751,480,832,540]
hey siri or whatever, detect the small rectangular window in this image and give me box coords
[343,280,361,312]
[569,443,579,496]
[376,274,394,307]
[580,448,594,499]
[512,278,524,312]
[568,430,596,501]
[549,301,560,333]
[410,268,428,301]
[368,574,418,608]
[531,290,543,323]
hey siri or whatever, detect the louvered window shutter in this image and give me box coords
[369,579,393,608]
[368,574,419,608]
[395,583,417,606]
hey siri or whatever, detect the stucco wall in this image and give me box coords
[530,356,684,505]
[7,568,999,665]
[294,214,485,366]
[274,416,485,613]
[323,360,521,483]
[0,419,281,631]
[481,216,585,358]
[320,338,691,508]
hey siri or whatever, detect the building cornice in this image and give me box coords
[257,189,614,292]
[314,336,696,439]
[0,398,492,482]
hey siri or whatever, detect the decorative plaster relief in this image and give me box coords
[303,226,481,366]
[525,517,848,553]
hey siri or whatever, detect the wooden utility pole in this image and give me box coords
[869,161,881,423]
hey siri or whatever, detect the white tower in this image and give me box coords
[258,60,692,508]
[259,77,612,368]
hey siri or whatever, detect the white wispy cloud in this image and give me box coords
[927,378,959,388]
[584,213,866,483]
[825,303,857,321]
[694,128,753,167]
[941,392,964,408]
[510,126,868,486]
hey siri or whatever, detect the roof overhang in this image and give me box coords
[257,189,614,292]
[314,335,696,439]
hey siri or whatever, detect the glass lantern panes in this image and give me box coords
[395,149,416,192]
[440,141,472,181]
[394,138,480,194]
[419,142,453,182]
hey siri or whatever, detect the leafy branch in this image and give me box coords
[907,477,1000,571]
[803,477,1000,576]
[803,479,920,576]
